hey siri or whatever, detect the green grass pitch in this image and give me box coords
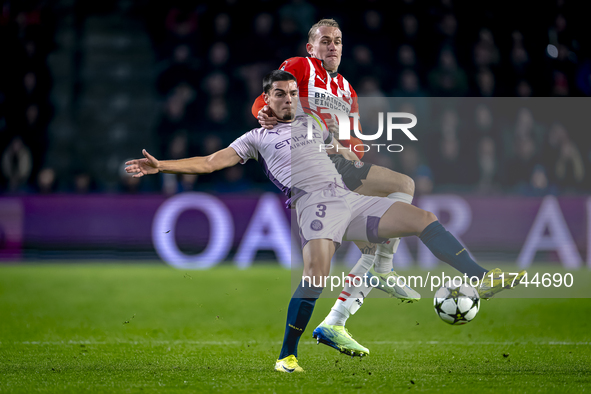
[1,263,590,393]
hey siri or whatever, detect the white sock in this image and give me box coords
[325,254,374,326]
[374,192,413,274]
[386,192,413,205]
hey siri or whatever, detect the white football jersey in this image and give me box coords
[230,115,344,197]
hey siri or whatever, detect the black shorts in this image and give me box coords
[328,154,372,191]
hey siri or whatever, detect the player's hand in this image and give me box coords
[325,118,339,135]
[125,149,160,178]
[257,105,278,129]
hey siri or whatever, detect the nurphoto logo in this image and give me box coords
[308,108,418,154]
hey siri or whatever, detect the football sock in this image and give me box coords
[387,192,413,205]
[374,192,413,274]
[325,254,374,326]
[279,279,323,359]
[419,221,487,278]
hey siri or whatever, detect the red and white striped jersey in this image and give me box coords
[279,56,359,122]
[251,56,364,157]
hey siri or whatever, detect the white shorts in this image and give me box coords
[295,185,395,248]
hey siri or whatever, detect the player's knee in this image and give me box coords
[385,173,415,196]
[424,211,438,226]
[399,175,415,196]
[303,263,329,286]
[302,272,327,288]
[411,210,437,235]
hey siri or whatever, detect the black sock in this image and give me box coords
[278,279,323,359]
[419,221,487,278]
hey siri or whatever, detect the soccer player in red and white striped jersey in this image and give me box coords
[252,53,361,153]
[251,19,422,358]
[282,20,508,361]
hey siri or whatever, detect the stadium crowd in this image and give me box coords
[1,0,590,195]
[0,0,55,193]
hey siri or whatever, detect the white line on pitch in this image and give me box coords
[1,340,589,346]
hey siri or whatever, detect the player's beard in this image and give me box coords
[282,111,294,121]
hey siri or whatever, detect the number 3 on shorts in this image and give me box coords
[316,204,327,218]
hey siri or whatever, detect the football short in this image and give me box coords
[296,184,394,248]
[328,154,372,191]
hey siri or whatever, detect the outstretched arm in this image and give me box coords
[125,148,241,178]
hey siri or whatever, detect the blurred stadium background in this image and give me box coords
[0,0,589,265]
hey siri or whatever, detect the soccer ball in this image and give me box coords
[433,281,480,325]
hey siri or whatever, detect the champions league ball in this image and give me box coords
[433,281,480,325]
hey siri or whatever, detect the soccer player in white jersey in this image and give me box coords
[250,18,424,310]
[125,70,526,373]
[251,19,524,358]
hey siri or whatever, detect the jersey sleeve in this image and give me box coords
[229,130,260,164]
[279,57,308,85]
[251,94,267,119]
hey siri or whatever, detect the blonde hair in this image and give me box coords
[308,19,340,43]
